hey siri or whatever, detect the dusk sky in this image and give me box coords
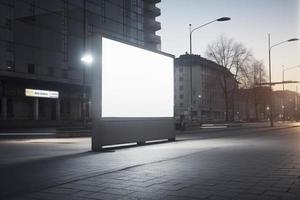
[158,0,300,91]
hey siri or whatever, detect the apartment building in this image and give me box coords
[174,54,236,122]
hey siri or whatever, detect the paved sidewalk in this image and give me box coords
[3,124,300,200]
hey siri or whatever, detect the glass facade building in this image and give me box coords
[0,0,161,126]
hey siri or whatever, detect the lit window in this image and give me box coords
[6,60,15,71]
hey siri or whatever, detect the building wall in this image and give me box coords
[273,90,299,121]
[0,0,161,124]
[174,54,235,122]
[235,87,271,122]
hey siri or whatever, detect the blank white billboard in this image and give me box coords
[101,37,174,118]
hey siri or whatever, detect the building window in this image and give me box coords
[5,18,12,29]
[179,77,183,81]
[61,100,71,114]
[100,0,106,23]
[179,67,183,72]
[25,1,36,22]
[180,86,184,91]
[29,2,35,14]
[62,69,68,78]
[180,103,184,107]
[6,60,15,71]
[48,67,54,76]
[192,111,197,116]
[180,94,184,99]
[28,64,35,74]
[39,99,45,116]
[7,98,13,117]
[6,41,14,52]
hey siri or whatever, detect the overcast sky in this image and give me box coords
[157,0,300,91]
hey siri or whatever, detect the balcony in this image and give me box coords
[144,5,161,17]
[144,0,161,4]
[144,19,161,31]
[144,34,161,44]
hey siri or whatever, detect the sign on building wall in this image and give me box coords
[25,89,59,99]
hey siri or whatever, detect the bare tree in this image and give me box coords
[239,59,266,89]
[239,59,267,120]
[206,34,252,121]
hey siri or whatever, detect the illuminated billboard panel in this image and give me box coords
[101,37,174,118]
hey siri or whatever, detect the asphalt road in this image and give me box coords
[1,123,300,199]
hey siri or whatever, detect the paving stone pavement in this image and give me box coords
[6,125,300,200]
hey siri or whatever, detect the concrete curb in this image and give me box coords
[0,127,91,139]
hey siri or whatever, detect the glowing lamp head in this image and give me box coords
[287,38,299,42]
[81,53,94,66]
[217,17,231,21]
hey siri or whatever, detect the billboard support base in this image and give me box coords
[91,143,103,152]
[137,141,146,145]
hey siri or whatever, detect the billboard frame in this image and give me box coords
[91,34,175,151]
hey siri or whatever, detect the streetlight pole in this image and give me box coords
[297,85,299,121]
[189,17,230,55]
[189,24,192,55]
[188,17,230,122]
[268,34,298,127]
[282,65,285,121]
[82,0,87,126]
[268,34,273,127]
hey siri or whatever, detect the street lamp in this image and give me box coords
[81,53,94,66]
[189,17,231,54]
[268,34,298,127]
[282,65,300,121]
[188,17,230,122]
